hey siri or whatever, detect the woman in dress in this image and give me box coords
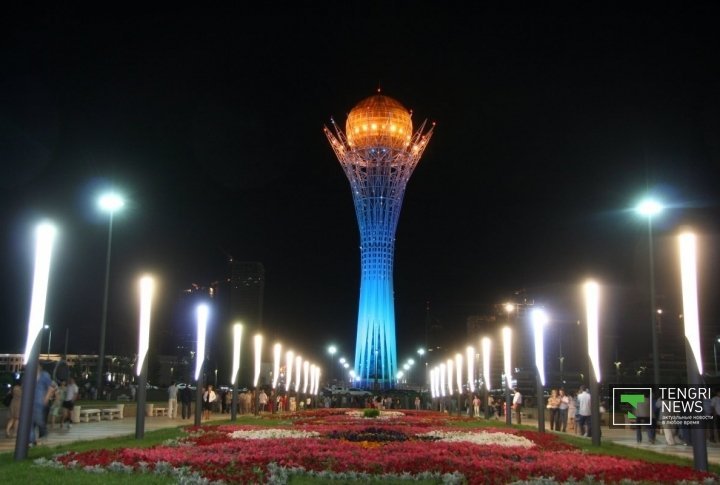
[547,389,561,431]
[5,378,22,438]
[50,380,66,429]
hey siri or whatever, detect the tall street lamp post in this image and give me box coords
[502,327,512,425]
[15,222,56,461]
[327,345,336,385]
[584,280,602,446]
[135,276,154,439]
[636,197,663,387]
[481,337,491,419]
[532,309,548,433]
[230,323,243,421]
[678,232,708,471]
[194,304,209,426]
[96,192,125,398]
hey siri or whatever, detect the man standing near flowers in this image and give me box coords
[512,388,523,424]
[62,377,78,429]
[577,385,592,437]
[167,382,178,419]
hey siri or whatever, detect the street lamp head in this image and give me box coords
[635,198,664,217]
[339,357,346,364]
[504,303,515,314]
[98,192,125,214]
[417,348,425,356]
[328,345,337,355]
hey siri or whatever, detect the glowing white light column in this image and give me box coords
[481,337,491,391]
[584,280,601,446]
[195,305,209,381]
[679,233,703,374]
[24,223,57,363]
[446,358,454,395]
[455,353,463,395]
[272,343,282,389]
[502,327,512,389]
[531,309,548,386]
[253,334,263,387]
[429,368,436,398]
[285,351,294,392]
[502,326,512,425]
[134,275,154,440]
[439,363,446,397]
[136,276,154,376]
[584,282,601,382]
[466,346,475,393]
[231,324,243,385]
[303,361,310,394]
[294,356,302,393]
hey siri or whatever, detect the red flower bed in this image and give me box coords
[50,410,715,484]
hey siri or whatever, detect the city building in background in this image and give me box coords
[325,94,434,389]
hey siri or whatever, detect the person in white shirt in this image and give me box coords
[512,388,523,424]
[167,382,178,419]
[62,377,79,429]
[202,385,217,420]
[576,385,592,437]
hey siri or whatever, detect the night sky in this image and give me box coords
[2,6,719,380]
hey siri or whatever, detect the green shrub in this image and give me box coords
[363,408,380,418]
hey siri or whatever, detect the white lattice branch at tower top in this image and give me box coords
[324,94,434,390]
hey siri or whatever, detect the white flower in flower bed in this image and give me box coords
[417,430,535,448]
[344,410,406,419]
[228,428,320,440]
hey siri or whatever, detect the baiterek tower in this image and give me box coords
[325,94,433,389]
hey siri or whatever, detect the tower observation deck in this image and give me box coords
[325,94,434,389]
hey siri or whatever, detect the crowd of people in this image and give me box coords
[3,361,78,446]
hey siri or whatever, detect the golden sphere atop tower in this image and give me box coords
[345,94,413,150]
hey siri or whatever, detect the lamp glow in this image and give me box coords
[636,198,664,217]
[303,361,310,394]
[584,281,601,382]
[285,351,294,392]
[253,334,263,387]
[429,367,436,398]
[24,223,57,363]
[295,356,302,393]
[194,304,209,381]
[531,309,548,386]
[272,343,282,389]
[446,358,454,395]
[310,365,317,394]
[502,327,512,389]
[98,192,125,213]
[136,276,154,376]
[439,363,446,397]
[679,233,703,374]
[455,353,463,395]
[466,346,475,393]
[231,323,243,385]
[482,337,491,391]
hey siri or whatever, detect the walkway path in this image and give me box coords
[0,414,227,455]
[2,411,719,467]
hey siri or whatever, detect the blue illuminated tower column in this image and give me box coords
[325,94,434,389]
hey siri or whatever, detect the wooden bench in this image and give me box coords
[151,407,168,417]
[78,408,102,422]
[101,408,122,420]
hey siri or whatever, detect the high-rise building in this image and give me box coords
[325,94,434,389]
[229,260,265,331]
